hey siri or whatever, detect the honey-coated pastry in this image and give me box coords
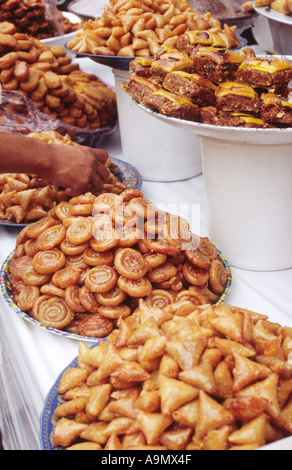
[36,296,74,329]
[66,219,94,246]
[209,259,228,295]
[52,267,82,290]
[145,289,174,309]
[182,262,210,287]
[95,285,127,307]
[114,248,148,280]
[17,285,40,311]
[21,262,51,286]
[79,286,100,314]
[97,304,131,320]
[117,276,153,298]
[85,266,118,293]
[83,248,114,267]
[32,249,66,274]
[77,313,114,338]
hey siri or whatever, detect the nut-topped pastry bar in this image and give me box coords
[122,34,292,128]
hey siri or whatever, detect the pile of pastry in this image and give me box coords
[0,21,117,130]
[67,0,240,57]
[254,0,292,16]
[122,37,292,128]
[10,188,229,337]
[0,131,127,224]
[0,0,81,39]
[52,301,292,450]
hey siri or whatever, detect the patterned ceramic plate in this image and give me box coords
[40,342,103,450]
[0,251,101,343]
[0,249,231,344]
[0,157,142,228]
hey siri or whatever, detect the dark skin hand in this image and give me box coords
[0,134,110,196]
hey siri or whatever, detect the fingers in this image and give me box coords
[64,148,110,197]
[94,160,110,183]
[90,148,109,165]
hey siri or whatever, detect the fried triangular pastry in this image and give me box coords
[108,388,140,418]
[179,362,216,394]
[158,373,199,415]
[14,188,37,210]
[232,352,271,392]
[53,417,88,447]
[172,399,199,428]
[210,311,244,343]
[166,338,206,371]
[127,317,160,345]
[135,409,173,445]
[86,343,124,385]
[196,390,235,439]
[228,414,267,448]
[237,373,280,419]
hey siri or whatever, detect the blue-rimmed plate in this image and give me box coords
[0,252,102,343]
[0,248,231,344]
[110,156,143,191]
[0,157,142,228]
[40,340,105,450]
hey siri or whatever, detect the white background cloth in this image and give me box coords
[0,58,291,450]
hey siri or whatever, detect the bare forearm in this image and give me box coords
[0,134,53,177]
[0,133,110,195]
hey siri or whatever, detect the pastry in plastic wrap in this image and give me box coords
[0,21,117,136]
[0,0,81,39]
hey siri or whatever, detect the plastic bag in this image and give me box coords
[188,0,245,19]
[0,0,64,38]
[42,0,65,36]
[0,90,116,149]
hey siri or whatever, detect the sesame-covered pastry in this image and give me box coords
[150,50,194,83]
[122,76,200,122]
[260,93,292,126]
[200,106,271,128]
[215,81,261,114]
[191,47,243,84]
[129,57,154,79]
[175,27,240,57]
[236,56,292,88]
[162,71,217,107]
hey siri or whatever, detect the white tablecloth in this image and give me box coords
[0,58,291,450]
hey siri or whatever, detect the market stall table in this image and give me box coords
[0,58,291,451]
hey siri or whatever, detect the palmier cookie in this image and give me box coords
[32,249,66,274]
[114,248,148,280]
[85,266,118,293]
[36,296,74,329]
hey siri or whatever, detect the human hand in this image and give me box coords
[44,143,110,196]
